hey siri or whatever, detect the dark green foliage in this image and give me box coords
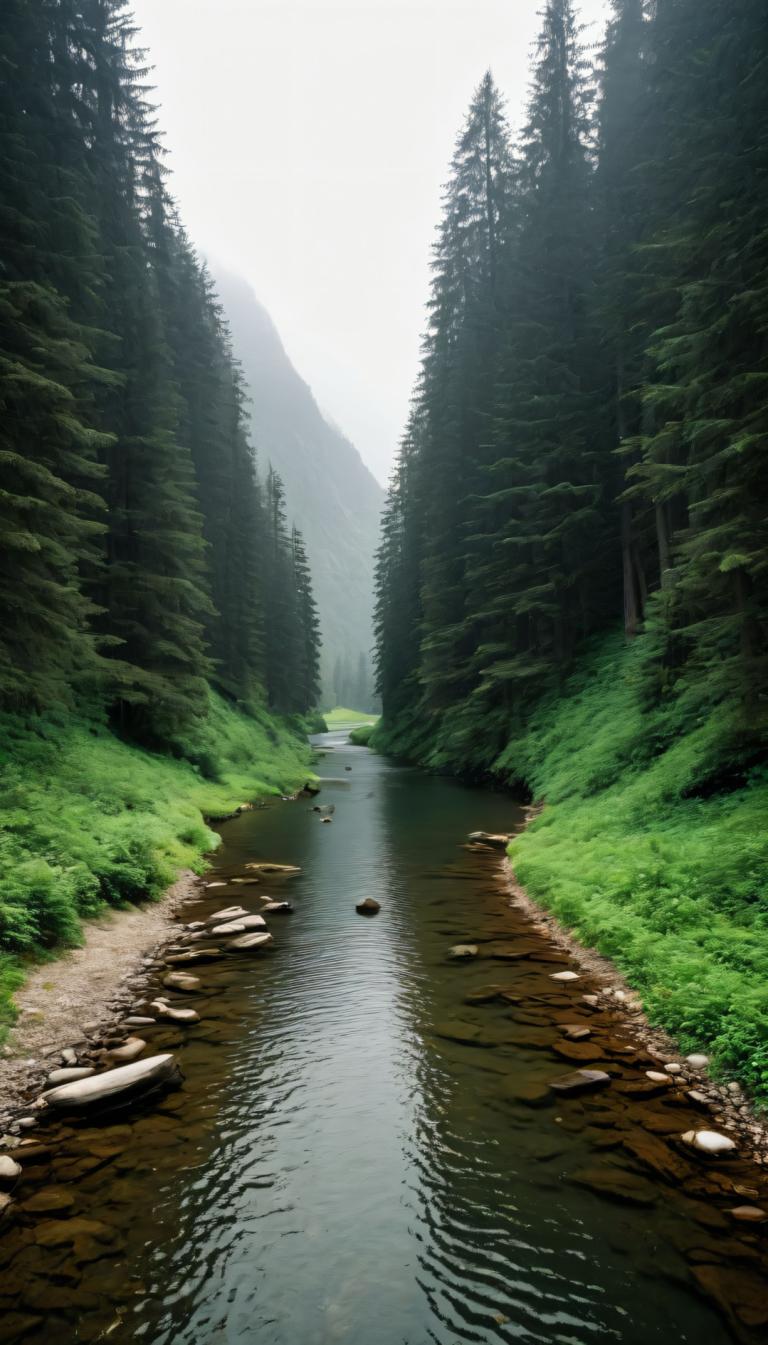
[0,0,321,743]
[376,0,768,762]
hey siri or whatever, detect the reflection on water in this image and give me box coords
[0,732,766,1344]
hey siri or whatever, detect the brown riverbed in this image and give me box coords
[0,733,766,1344]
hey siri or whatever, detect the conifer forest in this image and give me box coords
[1,3,768,1342]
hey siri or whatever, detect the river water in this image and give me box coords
[0,731,766,1344]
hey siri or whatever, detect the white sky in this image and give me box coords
[131,0,610,484]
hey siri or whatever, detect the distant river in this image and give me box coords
[0,730,765,1344]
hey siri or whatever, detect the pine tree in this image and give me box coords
[291,526,321,712]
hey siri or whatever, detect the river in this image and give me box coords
[0,731,766,1343]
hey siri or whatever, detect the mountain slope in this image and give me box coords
[214,270,383,705]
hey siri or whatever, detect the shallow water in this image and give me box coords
[0,732,766,1344]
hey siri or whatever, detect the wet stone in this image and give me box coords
[570,1165,658,1207]
[560,1024,592,1041]
[550,1069,612,1097]
[552,1040,606,1063]
[434,1021,498,1049]
[21,1186,76,1215]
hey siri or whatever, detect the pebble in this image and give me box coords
[61,1048,77,1067]
[0,1155,22,1187]
[664,1063,682,1075]
[686,1053,709,1069]
[681,1129,737,1155]
[46,1067,95,1086]
[550,971,579,982]
[727,1205,767,1223]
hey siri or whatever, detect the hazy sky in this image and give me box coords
[131,0,609,484]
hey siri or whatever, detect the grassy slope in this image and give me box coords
[374,635,768,1104]
[324,706,379,729]
[0,693,312,1030]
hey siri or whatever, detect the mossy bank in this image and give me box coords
[373,633,768,1108]
[0,693,313,1033]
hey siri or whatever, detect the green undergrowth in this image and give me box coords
[0,694,312,1032]
[349,723,375,746]
[374,635,768,1105]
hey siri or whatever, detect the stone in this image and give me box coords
[621,1131,692,1183]
[206,906,249,924]
[261,901,293,914]
[561,1024,592,1041]
[42,1053,181,1112]
[34,1216,116,1248]
[727,1206,767,1223]
[504,1080,552,1109]
[124,1017,156,1028]
[467,831,510,850]
[434,1021,497,1048]
[234,914,268,931]
[463,987,505,1005]
[321,817,333,823]
[664,1062,682,1075]
[229,877,261,886]
[0,1155,22,1188]
[646,1071,674,1085]
[46,1067,95,1086]
[162,972,202,993]
[150,1002,199,1024]
[681,1129,737,1156]
[244,862,301,874]
[570,1166,658,1207]
[356,898,381,915]
[21,1186,75,1215]
[204,881,227,888]
[686,1054,709,1069]
[549,1069,611,1097]
[448,945,478,960]
[550,970,579,982]
[686,1090,711,1110]
[207,921,245,935]
[227,932,273,952]
[164,948,222,966]
[61,1048,77,1066]
[553,1040,605,1063]
[581,995,600,1009]
[692,1264,768,1331]
[0,1191,14,1220]
[106,1037,145,1064]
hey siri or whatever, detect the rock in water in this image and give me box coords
[244,862,301,874]
[261,901,293,914]
[728,1206,767,1223]
[206,906,249,925]
[42,1055,181,1112]
[106,1037,145,1064]
[448,945,479,960]
[208,921,246,935]
[549,1069,611,1097]
[467,831,510,850]
[162,972,202,993]
[164,948,222,966]
[227,932,274,953]
[0,1155,22,1189]
[550,970,580,982]
[356,898,381,915]
[150,1002,200,1024]
[46,1067,95,1086]
[680,1129,737,1155]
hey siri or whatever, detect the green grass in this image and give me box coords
[0,693,313,1033]
[349,723,375,746]
[375,635,768,1105]
[324,706,379,729]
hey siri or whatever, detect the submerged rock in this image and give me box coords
[570,1166,657,1207]
[449,945,479,960]
[164,948,222,966]
[42,1054,181,1112]
[356,898,381,915]
[261,901,293,914]
[208,921,246,935]
[728,1205,767,1223]
[124,1016,156,1028]
[550,970,580,982]
[244,862,301,874]
[549,1069,611,1097]
[560,1024,592,1041]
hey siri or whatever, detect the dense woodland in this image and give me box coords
[0,0,321,749]
[375,0,767,776]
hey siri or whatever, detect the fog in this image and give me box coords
[130,0,610,484]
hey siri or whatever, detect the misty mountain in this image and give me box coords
[213,270,384,707]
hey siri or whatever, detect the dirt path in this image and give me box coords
[0,870,200,1129]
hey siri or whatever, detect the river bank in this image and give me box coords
[0,694,314,1039]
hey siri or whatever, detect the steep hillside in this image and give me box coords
[214,270,383,706]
